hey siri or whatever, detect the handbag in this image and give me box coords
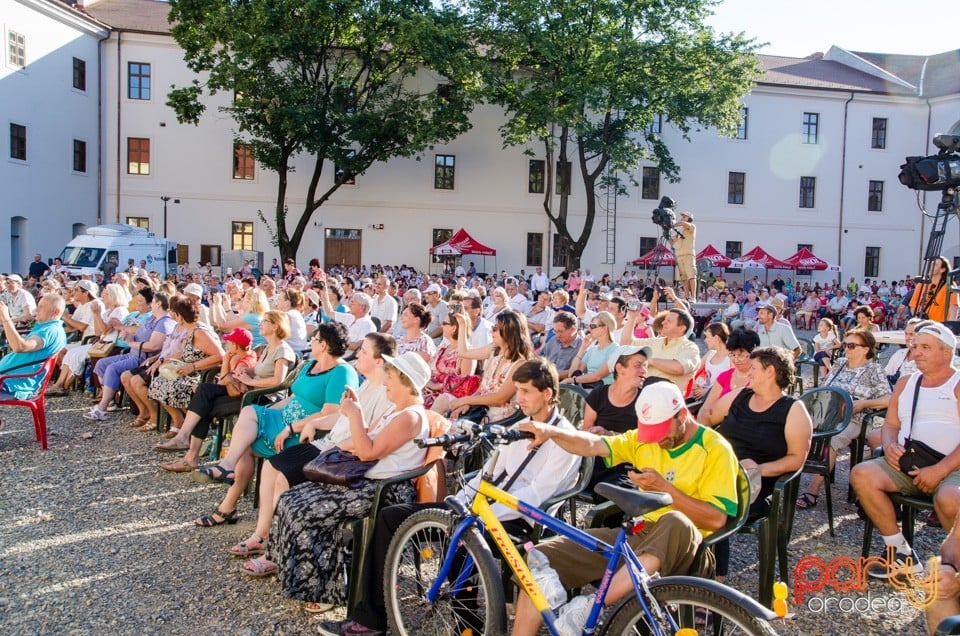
[899,374,947,473]
[303,447,378,486]
[88,339,116,359]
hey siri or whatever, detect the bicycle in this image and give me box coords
[382,421,779,635]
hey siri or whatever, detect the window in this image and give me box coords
[797,243,813,276]
[555,160,571,195]
[802,112,819,144]
[552,234,572,268]
[10,123,26,160]
[799,176,816,208]
[641,167,660,200]
[231,221,254,250]
[73,57,86,91]
[126,216,150,229]
[724,241,742,273]
[128,62,151,100]
[200,245,221,266]
[434,154,455,190]
[871,118,887,149]
[73,139,87,173]
[639,236,657,256]
[233,143,255,180]
[127,138,150,174]
[334,149,356,185]
[727,172,745,204]
[736,107,748,140]
[526,233,543,267]
[8,30,25,68]
[646,113,662,134]
[528,159,545,194]
[868,180,884,212]
[864,247,880,278]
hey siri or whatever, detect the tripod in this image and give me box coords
[914,188,959,321]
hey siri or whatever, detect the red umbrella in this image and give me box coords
[730,246,793,270]
[696,244,732,268]
[783,247,840,272]
[632,243,676,267]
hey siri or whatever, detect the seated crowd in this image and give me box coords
[1,256,954,635]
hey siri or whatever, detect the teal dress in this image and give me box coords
[250,361,359,457]
[242,313,266,348]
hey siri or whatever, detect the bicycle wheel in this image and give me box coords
[383,508,507,636]
[600,579,777,636]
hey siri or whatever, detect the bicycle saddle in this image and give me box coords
[594,483,672,519]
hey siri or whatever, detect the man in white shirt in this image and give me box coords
[370,276,399,333]
[317,274,376,351]
[464,295,492,349]
[423,283,449,339]
[755,302,801,358]
[4,275,37,325]
[530,267,550,294]
[505,278,530,313]
[525,291,555,340]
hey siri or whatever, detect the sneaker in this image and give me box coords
[317,619,384,636]
[82,408,107,421]
[867,547,924,580]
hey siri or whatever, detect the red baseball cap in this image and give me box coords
[222,328,253,348]
[634,381,685,443]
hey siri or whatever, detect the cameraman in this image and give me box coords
[671,211,697,300]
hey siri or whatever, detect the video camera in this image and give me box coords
[651,196,678,239]
[899,134,960,191]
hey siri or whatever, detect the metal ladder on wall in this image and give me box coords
[603,162,617,265]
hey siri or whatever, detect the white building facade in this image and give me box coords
[12,0,960,283]
[1,0,107,274]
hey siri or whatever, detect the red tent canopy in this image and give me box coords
[429,228,497,256]
[730,246,792,270]
[632,243,676,267]
[782,247,840,272]
[696,244,732,267]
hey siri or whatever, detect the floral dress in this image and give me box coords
[147,325,214,409]
[481,354,522,421]
[422,343,477,408]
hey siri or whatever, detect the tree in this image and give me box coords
[167,0,478,261]
[469,0,760,268]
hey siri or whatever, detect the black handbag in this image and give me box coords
[898,375,947,474]
[303,447,378,486]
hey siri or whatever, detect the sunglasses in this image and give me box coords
[587,323,603,329]
[842,342,867,350]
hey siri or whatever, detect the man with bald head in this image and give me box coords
[0,294,67,399]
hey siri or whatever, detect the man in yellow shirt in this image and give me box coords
[513,381,738,636]
[621,307,700,391]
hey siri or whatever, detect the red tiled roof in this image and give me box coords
[81,0,171,35]
[757,54,916,95]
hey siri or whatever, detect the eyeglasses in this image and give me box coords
[843,342,867,350]
[587,323,603,330]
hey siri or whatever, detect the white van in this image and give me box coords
[58,224,178,278]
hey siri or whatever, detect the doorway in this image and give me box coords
[10,216,26,274]
[324,228,362,270]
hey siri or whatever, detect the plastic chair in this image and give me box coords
[798,386,853,537]
[793,338,818,394]
[739,464,804,608]
[848,408,886,503]
[0,356,60,450]
[557,383,590,429]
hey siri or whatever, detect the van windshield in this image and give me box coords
[58,247,104,268]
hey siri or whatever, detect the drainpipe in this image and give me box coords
[115,31,122,222]
[836,91,854,273]
[96,34,105,225]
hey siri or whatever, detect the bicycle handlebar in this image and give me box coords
[416,421,534,448]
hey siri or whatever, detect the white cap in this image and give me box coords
[183,283,204,298]
[917,323,958,351]
[425,283,442,295]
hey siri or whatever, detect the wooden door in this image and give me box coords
[324,228,362,270]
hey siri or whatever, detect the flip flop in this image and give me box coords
[199,463,235,485]
[160,459,196,473]
[242,557,277,578]
[304,602,335,614]
[229,535,265,557]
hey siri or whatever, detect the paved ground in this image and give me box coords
[0,333,938,635]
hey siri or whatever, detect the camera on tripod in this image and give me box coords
[899,134,960,191]
[651,196,678,239]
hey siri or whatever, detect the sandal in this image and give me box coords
[242,557,278,578]
[229,534,265,557]
[304,602,335,614]
[128,416,150,429]
[154,440,189,453]
[797,492,819,510]
[136,422,157,433]
[160,459,196,473]
[199,463,235,485]
[194,508,239,527]
[161,429,181,440]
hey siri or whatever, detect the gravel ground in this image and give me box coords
[0,341,938,635]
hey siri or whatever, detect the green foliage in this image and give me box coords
[469,0,760,267]
[167,0,480,260]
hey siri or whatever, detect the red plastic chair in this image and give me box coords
[0,356,59,450]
